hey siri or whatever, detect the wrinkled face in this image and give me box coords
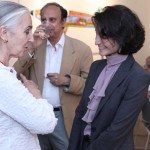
[41,5,65,40]
[95,31,120,57]
[6,12,33,58]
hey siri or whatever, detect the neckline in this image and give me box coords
[0,62,14,73]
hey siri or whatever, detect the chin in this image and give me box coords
[99,51,106,57]
[17,54,23,58]
[18,52,25,58]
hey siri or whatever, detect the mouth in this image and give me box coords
[45,28,54,34]
[98,47,105,51]
[25,42,34,50]
[24,46,29,53]
[25,46,28,50]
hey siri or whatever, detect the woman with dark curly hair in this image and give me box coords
[68,5,150,150]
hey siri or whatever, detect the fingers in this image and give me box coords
[20,73,28,84]
[46,73,67,87]
[20,74,39,89]
[34,31,49,40]
[19,74,41,98]
[34,25,49,39]
[47,73,59,85]
[47,73,58,78]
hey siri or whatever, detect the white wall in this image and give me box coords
[9,0,150,65]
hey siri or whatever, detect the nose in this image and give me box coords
[95,34,102,45]
[45,21,50,27]
[29,33,34,42]
[42,21,53,31]
[43,20,51,27]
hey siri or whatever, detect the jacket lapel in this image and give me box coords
[34,40,47,91]
[93,60,107,85]
[94,55,135,118]
[60,35,75,75]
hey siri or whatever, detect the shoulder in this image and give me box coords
[131,61,150,77]
[121,55,150,80]
[0,67,14,82]
[89,59,107,71]
[92,59,106,67]
[133,62,150,82]
[124,59,150,88]
[92,59,106,64]
[0,70,21,94]
[65,35,91,51]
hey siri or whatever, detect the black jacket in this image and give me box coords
[68,55,150,150]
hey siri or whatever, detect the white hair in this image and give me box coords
[0,1,29,28]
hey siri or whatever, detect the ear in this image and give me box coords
[62,18,66,29]
[0,26,8,42]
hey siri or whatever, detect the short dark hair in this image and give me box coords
[92,5,145,54]
[40,2,68,21]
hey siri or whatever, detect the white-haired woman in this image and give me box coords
[0,1,57,150]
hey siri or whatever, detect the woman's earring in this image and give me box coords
[118,48,121,53]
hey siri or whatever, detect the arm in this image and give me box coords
[142,98,150,130]
[148,85,150,98]
[13,51,35,75]
[0,72,57,134]
[68,62,96,150]
[68,106,85,150]
[141,85,150,129]
[88,73,150,150]
[46,46,93,95]
[65,46,93,95]
[14,24,48,75]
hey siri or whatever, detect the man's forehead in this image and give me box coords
[43,5,61,14]
[42,6,61,18]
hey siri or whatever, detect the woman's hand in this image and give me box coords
[20,74,42,99]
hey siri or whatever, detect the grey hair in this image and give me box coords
[0,1,29,28]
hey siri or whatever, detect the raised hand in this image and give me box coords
[20,74,42,99]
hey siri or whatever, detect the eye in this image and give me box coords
[101,36,107,40]
[49,18,56,23]
[25,28,32,35]
[41,18,46,23]
[25,29,30,35]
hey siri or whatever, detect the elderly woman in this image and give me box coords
[68,5,150,150]
[0,1,57,150]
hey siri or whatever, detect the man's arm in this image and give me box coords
[14,24,47,75]
[64,46,93,95]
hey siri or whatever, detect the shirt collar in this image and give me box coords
[106,53,128,67]
[46,33,65,48]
